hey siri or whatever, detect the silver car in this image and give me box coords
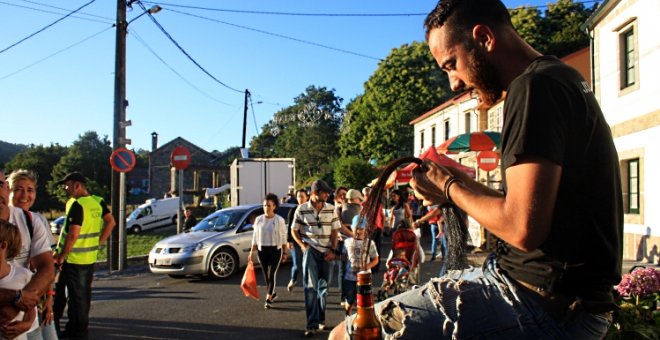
[148,203,296,279]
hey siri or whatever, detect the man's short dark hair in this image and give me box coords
[424,0,512,41]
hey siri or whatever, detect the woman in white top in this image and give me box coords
[249,193,288,309]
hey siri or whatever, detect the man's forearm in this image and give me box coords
[24,252,55,296]
[99,214,116,245]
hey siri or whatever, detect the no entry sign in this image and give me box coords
[110,147,136,173]
[170,146,191,170]
[477,150,500,172]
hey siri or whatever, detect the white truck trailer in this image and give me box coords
[230,158,295,206]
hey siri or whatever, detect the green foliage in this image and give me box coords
[5,143,68,212]
[211,146,242,166]
[510,0,595,57]
[338,41,452,165]
[48,131,112,203]
[132,148,150,168]
[333,157,377,190]
[249,86,343,184]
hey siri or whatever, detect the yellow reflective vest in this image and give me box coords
[57,195,105,265]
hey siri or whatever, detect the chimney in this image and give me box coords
[151,132,158,152]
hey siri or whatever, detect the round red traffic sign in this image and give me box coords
[170,146,191,170]
[109,147,136,173]
[477,150,500,172]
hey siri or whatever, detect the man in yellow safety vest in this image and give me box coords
[53,172,115,339]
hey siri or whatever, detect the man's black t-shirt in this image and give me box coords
[497,56,623,303]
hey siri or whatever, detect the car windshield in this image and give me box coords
[192,208,249,232]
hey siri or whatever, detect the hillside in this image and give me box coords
[0,140,27,167]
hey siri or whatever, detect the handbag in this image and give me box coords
[240,259,259,300]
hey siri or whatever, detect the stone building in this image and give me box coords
[148,133,228,205]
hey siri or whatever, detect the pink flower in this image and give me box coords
[616,267,660,298]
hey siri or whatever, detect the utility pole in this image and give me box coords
[241,89,250,157]
[110,0,128,271]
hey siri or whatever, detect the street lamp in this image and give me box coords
[110,1,160,272]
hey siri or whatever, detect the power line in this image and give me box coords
[0,26,112,81]
[130,29,234,106]
[142,0,602,16]
[248,93,260,137]
[165,8,382,61]
[0,0,112,24]
[0,0,98,55]
[142,1,426,17]
[136,1,243,94]
[16,0,114,22]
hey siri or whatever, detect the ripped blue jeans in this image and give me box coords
[346,255,611,339]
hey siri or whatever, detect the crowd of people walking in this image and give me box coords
[249,180,447,337]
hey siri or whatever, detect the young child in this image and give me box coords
[384,248,411,292]
[341,215,379,309]
[0,219,37,340]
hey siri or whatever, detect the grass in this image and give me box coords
[96,225,176,262]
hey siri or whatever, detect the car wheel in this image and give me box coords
[208,248,238,280]
[168,274,186,279]
[131,225,142,234]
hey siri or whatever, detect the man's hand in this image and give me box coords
[323,251,336,262]
[15,288,40,312]
[0,304,18,325]
[1,307,34,339]
[410,161,452,206]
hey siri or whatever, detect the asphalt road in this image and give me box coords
[85,231,475,340]
[83,227,655,339]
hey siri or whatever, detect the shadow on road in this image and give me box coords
[89,317,333,339]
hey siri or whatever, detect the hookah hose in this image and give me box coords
[360,157,470,271]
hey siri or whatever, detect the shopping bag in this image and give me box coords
[240,259,259,300]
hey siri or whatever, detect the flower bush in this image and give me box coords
[606,267,660,340]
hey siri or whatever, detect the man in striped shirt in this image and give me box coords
[292,179,341,337]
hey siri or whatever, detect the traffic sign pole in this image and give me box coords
[119,172,126,270]
[109,147,136,272]
[178,169,184,234]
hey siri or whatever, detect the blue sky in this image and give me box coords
[0,0,587,153]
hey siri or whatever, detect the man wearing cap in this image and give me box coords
[53,172,115,339]
[292,179,341,337]
[0,170,55,337]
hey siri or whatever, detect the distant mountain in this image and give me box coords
[0,140,27,167]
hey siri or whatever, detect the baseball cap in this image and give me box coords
[311,180,332,193]
[351,215,367,231]
[346,189,363,201]
[56,172,87,185]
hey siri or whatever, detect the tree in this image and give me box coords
[338,41,452,165]
[333,156,377,190]
[212,146,242,166]
[4,143,67,211]
[510,0,595,57]
[48,131,112,203]
[249,86,343,184]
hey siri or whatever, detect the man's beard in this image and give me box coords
[467,45,503,108]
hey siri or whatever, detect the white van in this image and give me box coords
[127,197,180,233]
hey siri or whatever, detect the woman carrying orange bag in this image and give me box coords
[249,193,288,309]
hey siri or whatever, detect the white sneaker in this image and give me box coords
[287,280,296,292]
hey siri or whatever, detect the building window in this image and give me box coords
[625,159,640,214]
[431,125,436,146]
[420,130,425,151]
[618,20,638,92]
[464,112,472,133]
[444,120,450,141]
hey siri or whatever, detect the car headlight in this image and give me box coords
[183,242,209,252]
